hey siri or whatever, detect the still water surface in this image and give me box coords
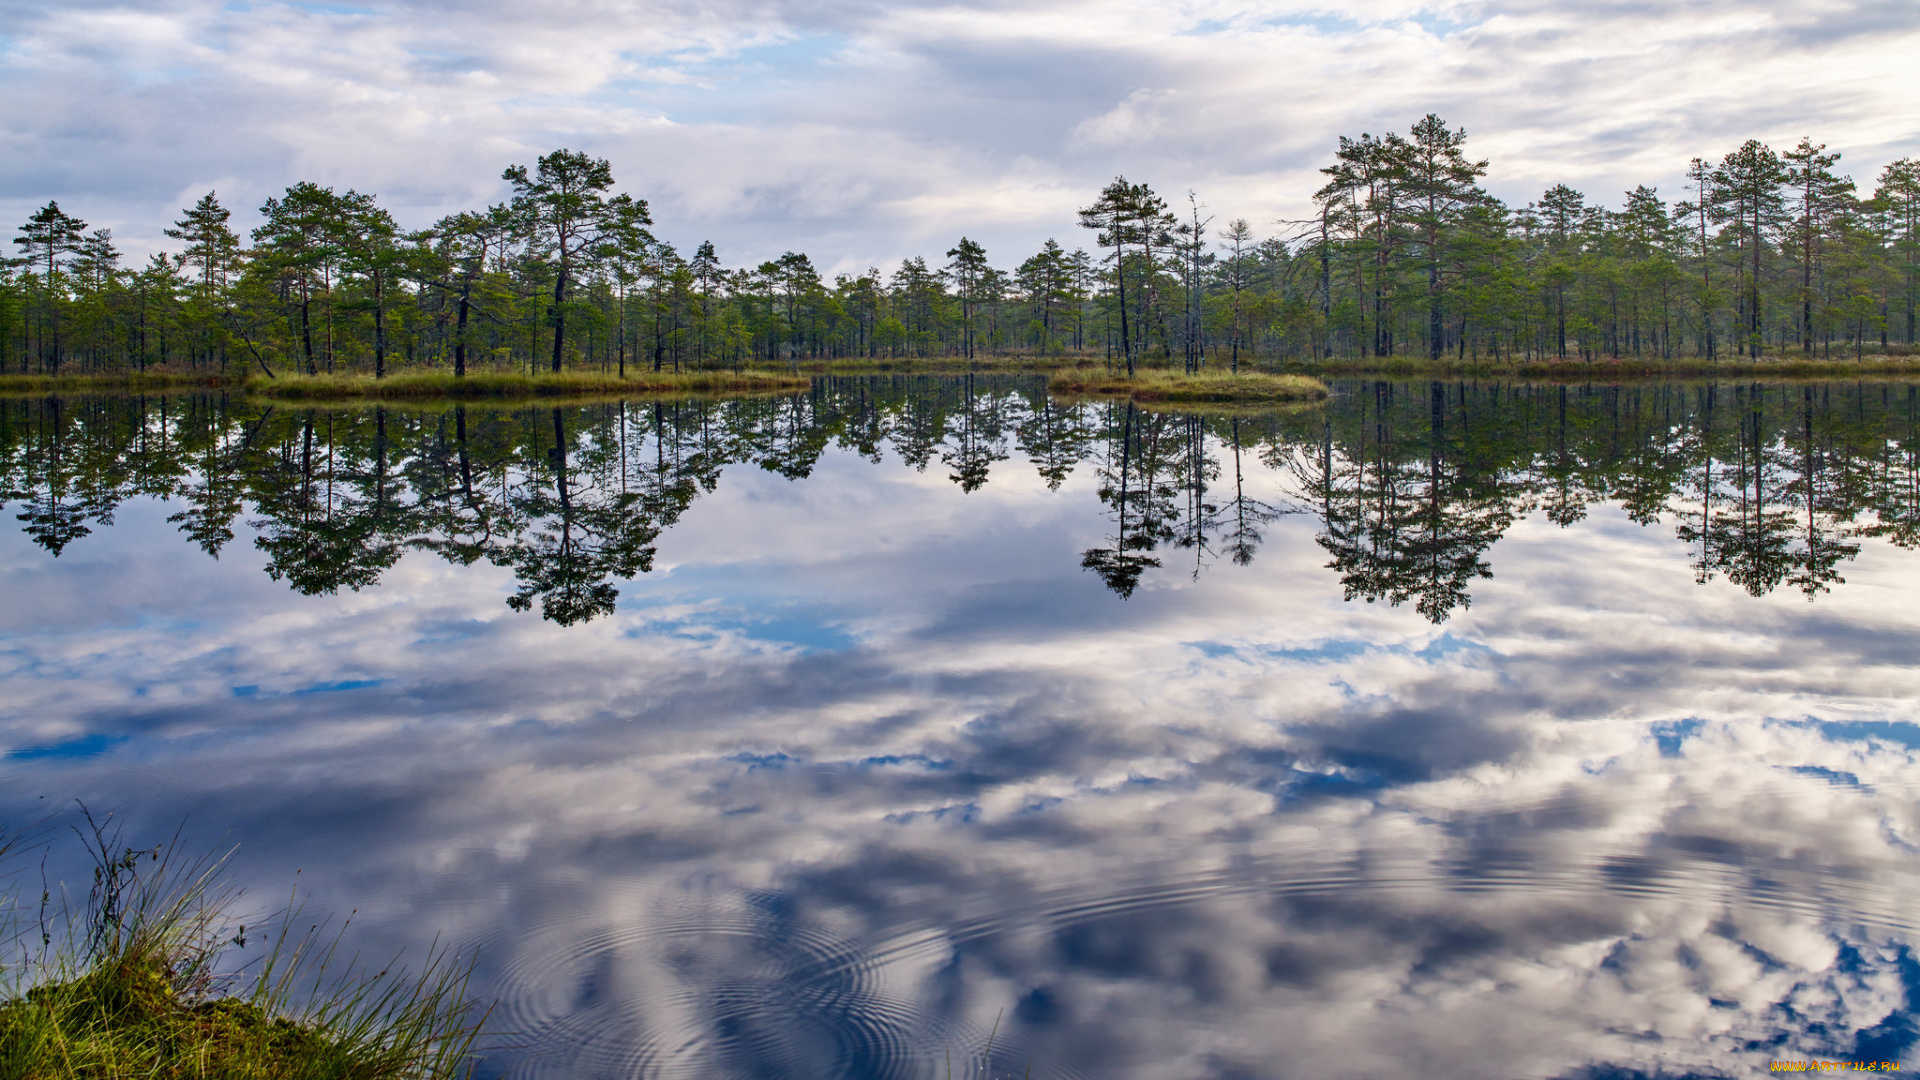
[3,377,1919,1078]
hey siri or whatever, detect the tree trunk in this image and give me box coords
[373,271,388,378]
[301,284,317,375]
[1115,239,1132,378]
[1428,259,1444,361]
[550,268,567,373]
[454,283,471,378]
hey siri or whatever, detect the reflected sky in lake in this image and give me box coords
[3,379,1920,1079]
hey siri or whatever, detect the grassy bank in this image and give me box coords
[0,372,246,396]
[1049,370,1329,403]
[249,370,810,401]
[0,823,483,1079]
[0,368,809,401]
[11,351,1920,400]
[1285,353,1920,381]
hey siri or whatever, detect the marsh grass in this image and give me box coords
[0,373,246,396]
[9,347,1920,398]
[803,353,1110,375]
[0,814,485,1079]
[1287,353,1920,380]
[1048,370,1329,403]
[249,369,809,401]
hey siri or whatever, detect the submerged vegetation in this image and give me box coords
[0,819,483,1079]
[5,124,1917,386]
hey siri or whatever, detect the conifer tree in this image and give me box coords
[1080,178,1140,375]
[333,191,405,378]
[15,201,86,287]
[1783,138,1855,352]
[1712,140,1787,358]
[504,150,653,372]
[1878,158,1920,344]
[255,183,348,374]
[13,201,87,371]
[1218,219,1254,372]
[1404,114,1487,361]
[164,192,241,297]
[945,237,989,361]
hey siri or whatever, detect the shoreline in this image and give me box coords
[0,369,811,401]
[1279,354,1920,380]
[3,352,1920,400]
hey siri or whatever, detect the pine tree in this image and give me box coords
[1674,158,1720,358]
[421,206,513,378]
[1878,158,1920,344]
[1016,239,1072,354]
[164,192,241,298]
[333,191,405,378]
[15,201,86,286]
[1712,140,1787,358]
[13,201,87,371]
[1174,191,1212,372]
[1080,178,1141,375]
[1404,114,1487,361]
[504,150,653,372]
[255,183,349,374]
[944,237,989,361]
[1783,138,1855,352]
[1217,219,1254,372]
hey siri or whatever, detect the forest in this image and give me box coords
[5,118,1920,380]
[4,377,1913,621]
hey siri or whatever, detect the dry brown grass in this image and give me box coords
[1048,370,1330,403]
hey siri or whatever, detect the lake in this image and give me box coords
[3,376,1918,1078]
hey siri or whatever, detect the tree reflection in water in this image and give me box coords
[4,377,1918,622]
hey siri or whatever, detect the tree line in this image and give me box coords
[6,376,1915,621]
[4,127,1918,378]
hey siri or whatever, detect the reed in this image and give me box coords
[0,814,485,1079]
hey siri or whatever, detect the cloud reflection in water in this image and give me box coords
[1,380,1918,1078]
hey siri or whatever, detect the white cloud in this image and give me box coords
[3,0,1917,270]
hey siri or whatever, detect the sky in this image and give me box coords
[3,0,1920,276]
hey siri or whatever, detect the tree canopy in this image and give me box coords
[6,125,1920,379]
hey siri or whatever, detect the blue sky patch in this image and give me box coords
[1789,764,1866,789]
[296,679,383,694]
[1809,719,1920,752]
[1651,718,1703,758]
[6,732,124,761]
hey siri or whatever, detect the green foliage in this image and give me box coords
[10,132,1920,381]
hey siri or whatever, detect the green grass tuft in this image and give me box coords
[0,815,485,1080]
